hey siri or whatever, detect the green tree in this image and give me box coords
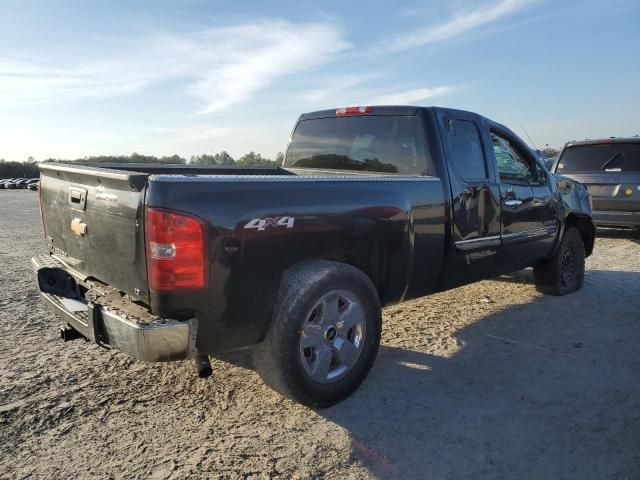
[237,152,277,166]
[213,151,235,165]
[158,154,186,164]
[275,152,284,164]
[191,151,236,165]
[0,160,40,179]
[73,153,186,164]
[190,154,217,165]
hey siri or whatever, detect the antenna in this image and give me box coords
[520,124,538,150]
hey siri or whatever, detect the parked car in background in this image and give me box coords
[0,178,40,190]
[33,106,594,407]
[553,138,640,228]
[27,179,40,191]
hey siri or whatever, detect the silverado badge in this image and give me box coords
[70,218,87,236]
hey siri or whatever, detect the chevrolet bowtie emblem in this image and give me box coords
[70,218,87,236]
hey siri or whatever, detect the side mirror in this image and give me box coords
[534,162,547,184]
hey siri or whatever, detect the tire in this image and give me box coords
[533,226,585,295]
[253,260,382,408]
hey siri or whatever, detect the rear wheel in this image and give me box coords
[533,226,585,295]
[253,261,381,408]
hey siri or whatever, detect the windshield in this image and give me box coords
[285,116,428,175]
[557,143,640,173]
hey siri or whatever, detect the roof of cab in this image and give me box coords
[298,105,504,128]
[299,105,423,120]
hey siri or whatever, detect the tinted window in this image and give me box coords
[491,132,534,181]
[285,116,428,175]
[447,119,487,179]
[557,143,640,173]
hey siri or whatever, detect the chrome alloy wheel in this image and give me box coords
[298,289,366,383]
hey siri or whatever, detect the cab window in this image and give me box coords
[491,131,534,182]
[285,115,429,175]
[447,119,487,180]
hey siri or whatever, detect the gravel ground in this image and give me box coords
[1,189,639,479]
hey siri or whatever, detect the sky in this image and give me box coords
[0,0,638,162]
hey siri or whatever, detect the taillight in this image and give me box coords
[144,207,207,292]
[336,106,373,116]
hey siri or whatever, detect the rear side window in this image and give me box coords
[447,119,487,180]
[557,143,640,173]
[285,116,428,175]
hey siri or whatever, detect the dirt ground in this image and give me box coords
[1,189,639,480]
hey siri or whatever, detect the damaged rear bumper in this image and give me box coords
[32,255,197,362]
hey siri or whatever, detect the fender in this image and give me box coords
[550,175,595,258]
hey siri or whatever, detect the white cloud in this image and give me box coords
[384,0,533,52]
[301,75,373,104]
[370,86,455,105]
[0,21,349,113]
[0,59,147,105]
[298,82,456,108]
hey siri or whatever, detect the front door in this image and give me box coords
[490,129,559,274]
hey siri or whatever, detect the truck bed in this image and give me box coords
[38,161,447,352]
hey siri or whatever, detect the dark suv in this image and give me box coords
[553,138,640,228]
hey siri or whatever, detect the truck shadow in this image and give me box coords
[596,227,640,244]
[316,269,640,479]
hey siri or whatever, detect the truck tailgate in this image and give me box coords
[39,163,150,301]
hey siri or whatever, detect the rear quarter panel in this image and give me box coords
[146,175,446,353]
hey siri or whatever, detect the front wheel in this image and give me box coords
[533,226,585,295]
[253,261,382,408]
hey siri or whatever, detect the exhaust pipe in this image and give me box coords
[195,354,212,379]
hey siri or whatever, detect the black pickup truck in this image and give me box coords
[33,106,594,407]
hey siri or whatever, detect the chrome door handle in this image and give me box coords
[504,199,522,207]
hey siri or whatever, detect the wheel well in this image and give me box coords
[328,254,385,301]
[566,214,595,257]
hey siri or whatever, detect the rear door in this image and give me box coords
[39,163,150,301]
[489,128,559,272]
[436,110,502,286]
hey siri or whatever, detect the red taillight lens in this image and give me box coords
[336,106,373,116]
[144,207,207,292]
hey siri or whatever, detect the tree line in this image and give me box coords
[0,151,285,179]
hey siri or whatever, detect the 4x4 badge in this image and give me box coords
[244,216,295,231]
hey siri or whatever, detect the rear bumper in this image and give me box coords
[32,256,197,362]
[593,210,640,227]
